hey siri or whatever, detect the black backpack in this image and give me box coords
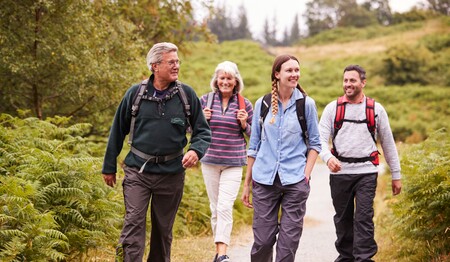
[259,92,309,148]
[128,79,191,145]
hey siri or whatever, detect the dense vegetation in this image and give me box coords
[0,3,448,261]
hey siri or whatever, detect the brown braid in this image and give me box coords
[270,80,278,124]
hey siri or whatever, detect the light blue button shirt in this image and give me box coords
[247,88,321,186]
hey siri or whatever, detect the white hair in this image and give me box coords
[146,42,178,72]
[209,61,245,93]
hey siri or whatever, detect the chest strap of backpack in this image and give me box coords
[331,96,379,165]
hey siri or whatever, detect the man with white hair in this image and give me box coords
[102,42,211,261]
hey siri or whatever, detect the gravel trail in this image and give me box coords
[227,161,339,262]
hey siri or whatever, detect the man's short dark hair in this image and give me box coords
[344,65,366,81]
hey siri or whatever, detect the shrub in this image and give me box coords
[391,129,450,261]
[0,114,123,261]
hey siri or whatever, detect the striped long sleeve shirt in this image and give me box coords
[200,92,253,166]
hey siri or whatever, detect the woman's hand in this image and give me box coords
[241,183,253,208]
[203,107,212,120]
[237,109,248,129]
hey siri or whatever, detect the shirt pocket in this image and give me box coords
[286,114,301,134]
[171,117,186,129]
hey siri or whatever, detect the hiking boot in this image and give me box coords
[216,255,230,262]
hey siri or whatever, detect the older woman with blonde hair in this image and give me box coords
[200,61,253,262]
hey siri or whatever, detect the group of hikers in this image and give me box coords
[102,42,402,262]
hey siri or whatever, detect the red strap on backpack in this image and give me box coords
[333,96,346,133]
[238,93,245,111]
[365,97,376,137]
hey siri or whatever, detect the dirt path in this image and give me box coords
[227,161,339,261]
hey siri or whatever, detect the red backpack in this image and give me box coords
[331,96,380,166]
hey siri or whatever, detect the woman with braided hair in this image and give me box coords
[241,54,321,262]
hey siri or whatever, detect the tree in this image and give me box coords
[426,0,449,16]
[304,0,338,36]
[289,14,301,44]
[0,0,142,133]
[207,4,252,42]
[361,0,393,25]
[234,5,253,40]
[116,0,213,50]
[0,0,213,135]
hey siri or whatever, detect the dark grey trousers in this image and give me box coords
[251,175,310,262]
[119,165,185,262]
[330,172,378,262]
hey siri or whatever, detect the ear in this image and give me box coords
[361,79,367,88]
[274,71,280,80]
[152,63,159,73]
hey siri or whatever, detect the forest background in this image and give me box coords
[0,0,449,261]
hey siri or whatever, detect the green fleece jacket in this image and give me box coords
[102,75,211,174]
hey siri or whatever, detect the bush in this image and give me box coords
[0,114,123,261]
[382,44,433,85]
[391,129,450,261]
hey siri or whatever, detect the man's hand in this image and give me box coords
[392,179,402,195]
[182,150,199,169]
[327,157,342,173]
[103,173,116,187]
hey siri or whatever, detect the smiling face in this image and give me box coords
[216,71,237,98]
[153,51,180,84]
[343,70,366,101]
[275,59,300,90]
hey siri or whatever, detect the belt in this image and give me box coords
[131,147,184,173]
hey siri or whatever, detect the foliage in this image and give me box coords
[0,0,143,135]
[300,21,423,46]
[0,0,214,136]
[116,0,214,51]
[382,43,434,85]
[0,114,123,261]
[207,4,252,43]
[383,129,450,261]
[391,8,431,23]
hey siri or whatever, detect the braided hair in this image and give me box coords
[269,55,307,124]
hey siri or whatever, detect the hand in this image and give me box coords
[327,157,342,173]
[241,184,253,208]
[182,150,199,169]
[392,179,402,195]
[203,108,212,120]
[237,109,248,126]
[103,173,116,187]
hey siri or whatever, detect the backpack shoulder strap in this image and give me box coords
[295,96,308,147]
[237,93,246,111]
[206,91,214,109]
[176,81,191,128]
[333,96,346,139]
[128,79,148,145]
[365,96,376,143]
[259,93,272,127]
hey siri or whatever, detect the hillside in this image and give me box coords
[181,17,449,143]
[269,19,448,60]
